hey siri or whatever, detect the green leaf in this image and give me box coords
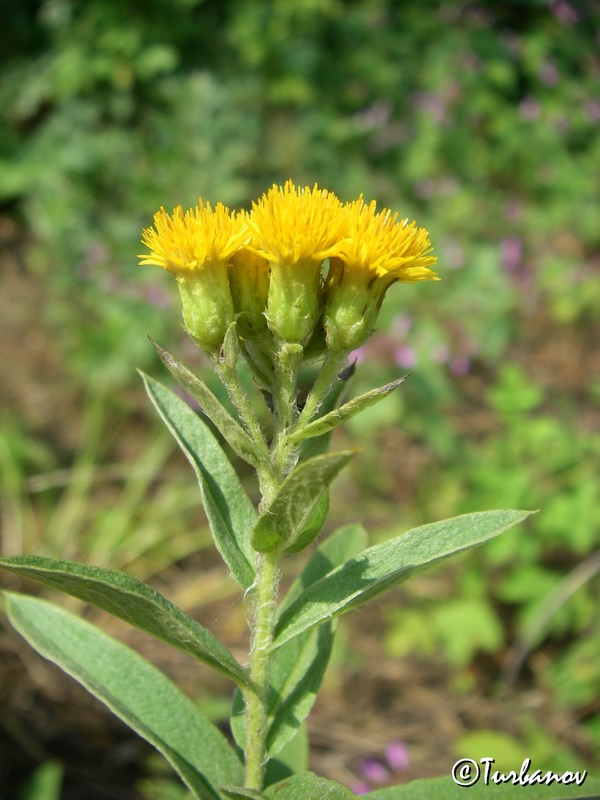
[4,593,243,800]
[150,340,262,469]
[265,624,334,755]
[0,555,250,689]
[265,724,309,785]
[290,375,409,445]
[251,452,355,553]
[264,772,356,800]
[285,491,329,555]
[274,510,533,649]
[221,789,265,800]
[142,373,256,589]
[364,774,600,800]
[279,524,369,614]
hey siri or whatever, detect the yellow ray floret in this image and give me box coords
[246,180,344,266]
[339,197,438,281]
[139,201,247,274]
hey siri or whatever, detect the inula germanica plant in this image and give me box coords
[0,182,543,800]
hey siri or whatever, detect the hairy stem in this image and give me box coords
[296,350,348,429]
[244,548,282,789]
[213,357,275,494]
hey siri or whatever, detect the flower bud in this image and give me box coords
[229,245,269,339]
[176,269,234,353]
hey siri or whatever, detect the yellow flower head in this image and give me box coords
[244,181,346,344]
[139,201,247,275]
[139,200,246,352]
[246,180,344,266]
[337,197,438,282]
[324,198,438,352]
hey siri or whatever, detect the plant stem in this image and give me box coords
[244,548,282,789]
[296,350,348,429]
[213,357,273,479]
[273,342,304,435]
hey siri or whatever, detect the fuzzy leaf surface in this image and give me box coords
[290,375,409,444]
[278,524,369,615]
[274,510,533,649]
[142,373,255,589]
[264,772,356,800]
[364,775,600,800]
[0,555,249,688]
[251,452,355,553]
[4,593,243,800]
[151,340,261,468]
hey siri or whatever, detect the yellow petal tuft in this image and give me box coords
[338,197,438,281]
[139,201,248,275]
[246,180,344,266]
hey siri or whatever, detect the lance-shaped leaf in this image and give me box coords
[232,525,368,756]
[0,555,250,689]
[250,452,355,553]
[142,373,255,589]
[150,339,262,468]
[285,491,329,555]
[290,375,409,445]
[264,772,356,800]
[3,593,243,800]
[278,524,369,614]
[273,510,533,649]
[364,774,600,800]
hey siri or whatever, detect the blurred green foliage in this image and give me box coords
[1,0,599,784]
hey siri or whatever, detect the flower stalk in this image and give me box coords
[243,548,283,789]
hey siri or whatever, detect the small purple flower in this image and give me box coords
[551,0,579,25]
[144,284,172,308]
[391,313,413,338]
[443,240,465,270]
[394,345,418,369]
[353,102,392,131]
[585,99,600,122]
[414,92,446,124]
[500,236,523,273]
[431,344,450,364]
[350,345,369,365]
[360,758,390,784]
[539,60,560,87]
[450,355,471,376]
[385,740,410,772]
[504,199,524,222]
[518,97,541,121]
[351,782,372,795]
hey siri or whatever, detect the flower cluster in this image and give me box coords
[140,181,438,366]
